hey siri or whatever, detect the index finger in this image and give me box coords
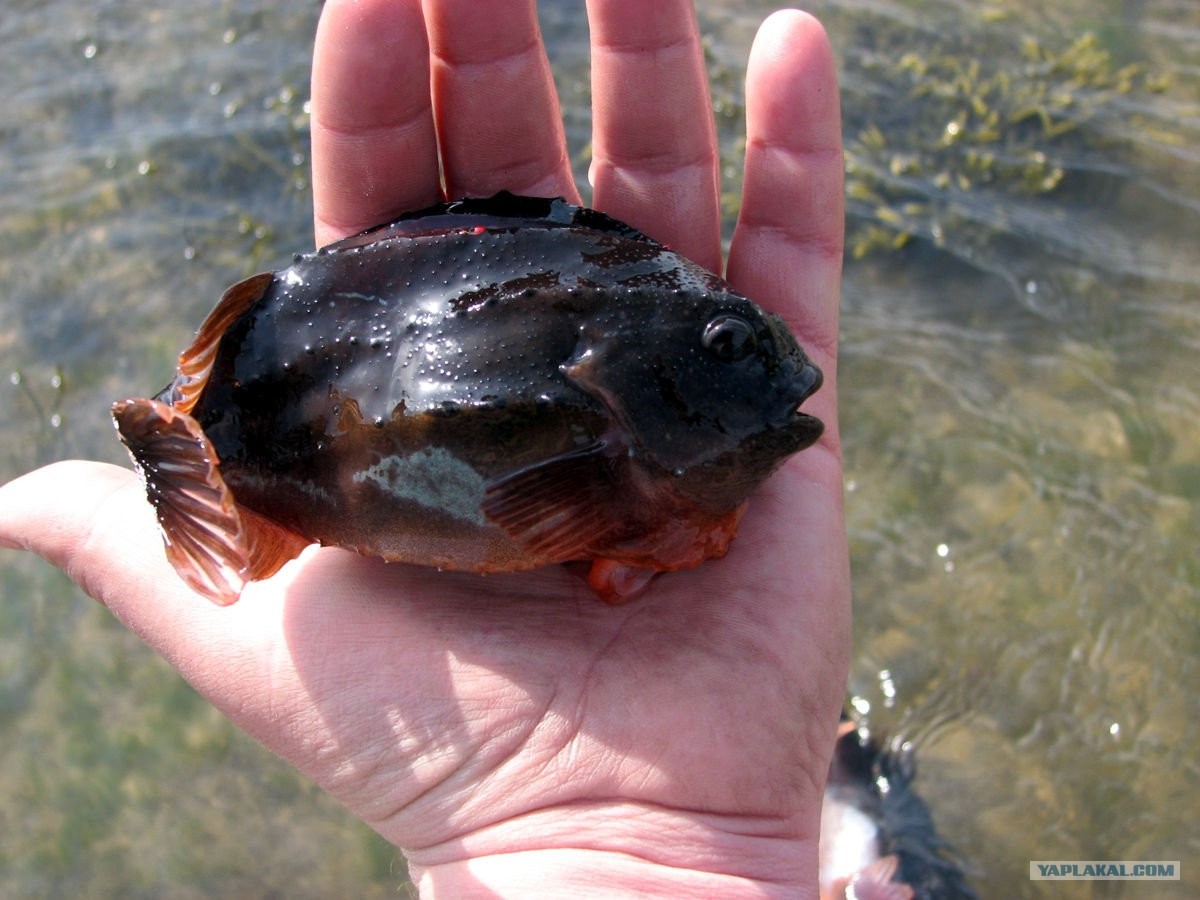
[423,0,578,202]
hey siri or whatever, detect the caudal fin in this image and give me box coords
[112,397,308,604]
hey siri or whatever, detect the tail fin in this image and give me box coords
[112,397,309,604]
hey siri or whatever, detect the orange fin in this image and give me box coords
[586,560,658,604]
[481,442,627,562]
[112,397,308,605]
[169,271,273,414]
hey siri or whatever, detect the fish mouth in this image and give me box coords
[783,360,824,444]
[794,359,823,402]
[786,409,825,448]
[787,359,823,414]
[789,408,822,426]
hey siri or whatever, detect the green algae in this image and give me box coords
[844,28,1172,258]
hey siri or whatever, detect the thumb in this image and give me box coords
[0,460,169,606]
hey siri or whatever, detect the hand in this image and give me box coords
[0,1,848,895]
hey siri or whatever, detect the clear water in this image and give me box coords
[1,1,1196,896]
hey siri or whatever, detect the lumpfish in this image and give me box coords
[113,192,823,605]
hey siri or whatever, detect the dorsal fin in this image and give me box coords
[326,193,661,253]
[170,272,273,414]
[112,396,309,604]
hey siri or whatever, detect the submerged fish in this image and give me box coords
[113,192,823,605]
[820,717,978,900]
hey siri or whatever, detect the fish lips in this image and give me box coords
[780,358,825,447]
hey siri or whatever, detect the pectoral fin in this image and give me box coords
[481,442,629,563]
[112,397,309,605]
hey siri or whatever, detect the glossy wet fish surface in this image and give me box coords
[113,192,823,604]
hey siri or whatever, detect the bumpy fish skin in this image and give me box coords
[113,193,823,604]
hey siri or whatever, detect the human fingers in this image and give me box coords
[0,461,255,650]
[719,12,850,772]
[722,10,849,719]
[311,0,439,247]
[0,462,486,826]
[586,0,721,272]
[0,461,337,738]
[726,10,844,399]
[423,0,578,202]
[1,465,265,753]
[0,462,155,593]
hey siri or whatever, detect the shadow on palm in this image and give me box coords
[268,460,835,844]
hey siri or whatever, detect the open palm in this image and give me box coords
[0,1,847,894]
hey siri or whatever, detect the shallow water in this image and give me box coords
[1,1,1197,896]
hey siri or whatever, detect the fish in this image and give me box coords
[112,192,823,605]
[819,717,978,900]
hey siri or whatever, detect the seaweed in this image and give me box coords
[843,28,1170,259]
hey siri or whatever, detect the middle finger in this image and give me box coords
[586,0,721,272]
[423,0,579,201]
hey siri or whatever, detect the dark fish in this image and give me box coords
[820,717,978,900]
[113,192,823,605]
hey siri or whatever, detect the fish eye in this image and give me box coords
[701,315,758,362]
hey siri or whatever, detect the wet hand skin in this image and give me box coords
[113,193,823,605]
